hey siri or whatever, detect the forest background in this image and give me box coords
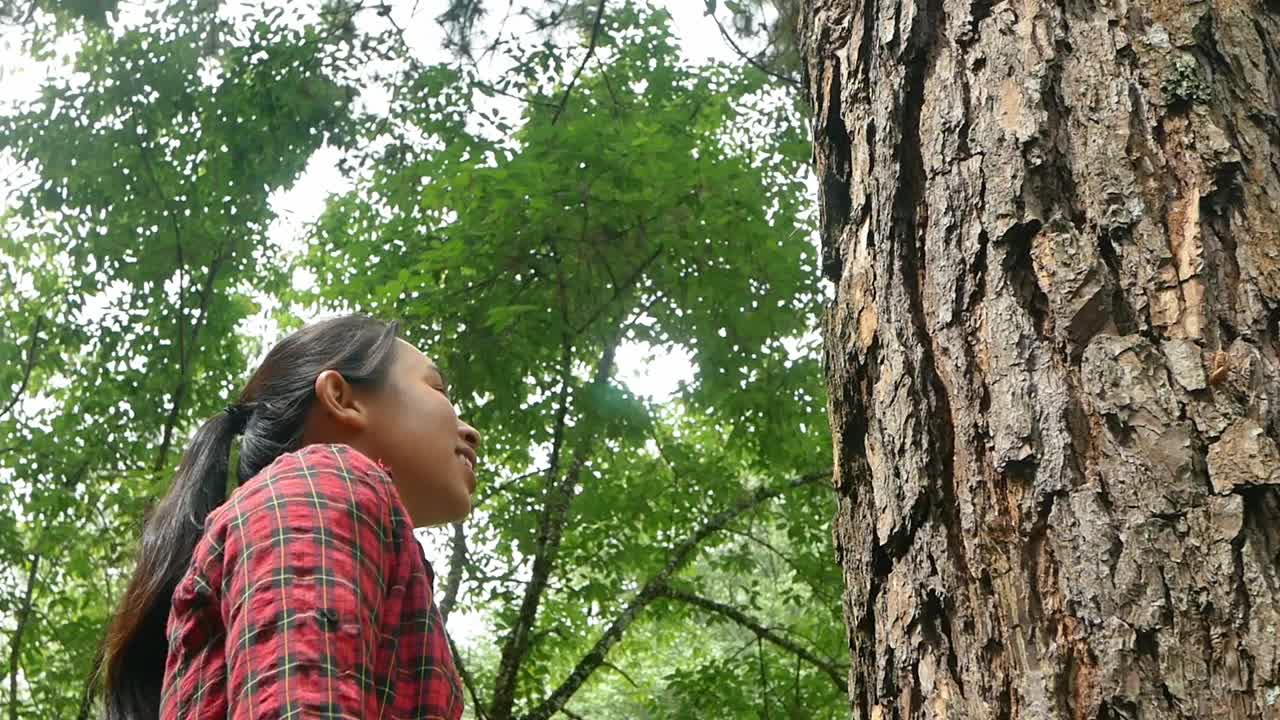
[0,1,844,719]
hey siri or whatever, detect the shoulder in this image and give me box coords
[267,442,395,491]
[213,444,399,529]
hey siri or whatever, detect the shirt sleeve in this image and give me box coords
[219,446,400,720]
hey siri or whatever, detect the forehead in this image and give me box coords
[394,338,441,377]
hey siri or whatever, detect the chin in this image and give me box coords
[437,496,471,524]
[451,501,473,521]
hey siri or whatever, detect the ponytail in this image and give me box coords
[98,408,246,719]
[96,313,400,720]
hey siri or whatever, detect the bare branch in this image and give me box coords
[551,0,607,125]
[659,586,847,692]
[520,470,831,720]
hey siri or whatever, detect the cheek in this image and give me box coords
[387,393,458,471]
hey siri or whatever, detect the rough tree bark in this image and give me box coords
[802,0,1280,717]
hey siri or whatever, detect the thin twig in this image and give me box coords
[473,465,549,510]
[572,244,663,336]
[660,586,847,693]
[137,145,187,378]
[706,8,800,89]
[551,0,607,125]
[721,526,840,607]
[475,79,559,108]
[601,661,639,689]
[592,53,623,116]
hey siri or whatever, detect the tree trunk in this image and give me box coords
[801,0,1280,717]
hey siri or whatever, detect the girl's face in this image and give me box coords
[357,340,481,526]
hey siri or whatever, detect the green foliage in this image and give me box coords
[0,2,840,718]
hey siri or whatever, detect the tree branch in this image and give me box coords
[721,526,841,607]
[489,335,619,718]
[8,552,40,720]
[659,586,846,692]
[4,461,85,715]
[137,144,187,380]
[475,79,560,109]
[75,678,94,720]
[551,0,607,125]
[488,308,575,716]
[0,316,43,422]
[601,661,638,689]
[592,53,623,117]
[73,158,236,715]
[448,634,489,720]
[572,243,663,336]
[152,233,234,472]
[473,465,548,510]
[520,469,831,720]
[758,636,771,720]
[492,208,664,715]
[705,6,801,89]
[439,521,468,623]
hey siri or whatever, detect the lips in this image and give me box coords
[457,447,477,492]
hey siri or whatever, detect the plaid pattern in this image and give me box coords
[159,443,463,720]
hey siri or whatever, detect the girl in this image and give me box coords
[97,314,481,719]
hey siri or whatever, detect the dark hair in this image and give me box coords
[97,313,401,720]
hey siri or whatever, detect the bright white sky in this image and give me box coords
[0,1,806,648]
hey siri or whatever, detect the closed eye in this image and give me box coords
[428,380,451,403]
[426,366,451,401]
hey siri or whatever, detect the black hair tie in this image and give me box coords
[225,403,253,432]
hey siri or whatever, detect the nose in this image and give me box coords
[458,421,481,451]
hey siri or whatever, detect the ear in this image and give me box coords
[313,369,370,432]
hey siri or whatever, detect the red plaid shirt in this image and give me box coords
[159,443,464,719]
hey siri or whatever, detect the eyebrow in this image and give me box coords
[427,363,450,393]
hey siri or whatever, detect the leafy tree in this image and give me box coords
[1,4,375,716]
[0,2,841,718]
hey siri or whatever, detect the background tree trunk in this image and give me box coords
[801,0,1280,716]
